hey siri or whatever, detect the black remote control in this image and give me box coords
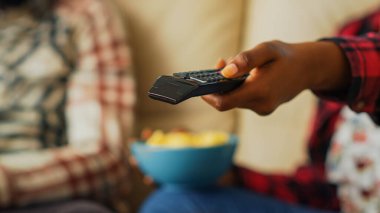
[148,69,248,104]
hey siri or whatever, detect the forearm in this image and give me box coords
[0,145,128,207]
[312,34,380,115]
[298,41,350,93]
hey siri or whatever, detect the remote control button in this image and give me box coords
[173,72,190,79]
[189,76,207,83]
[176,69,224,83]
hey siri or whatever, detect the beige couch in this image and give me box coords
[112,0,379,211]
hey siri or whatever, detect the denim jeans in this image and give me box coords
[140,187,337,213]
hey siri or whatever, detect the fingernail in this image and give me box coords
[221,64,238,78]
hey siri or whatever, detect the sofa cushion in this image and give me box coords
[115,0,245,133]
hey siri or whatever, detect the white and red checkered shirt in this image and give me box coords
[0,0,134,207]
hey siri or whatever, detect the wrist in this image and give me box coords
[306,41,350,92]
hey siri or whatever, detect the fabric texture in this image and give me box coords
[140,187,336,213]
[327,107,380,213]
[239,7,380,212]
[0,0,134,208]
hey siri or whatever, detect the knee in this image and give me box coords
[140,189,197,213]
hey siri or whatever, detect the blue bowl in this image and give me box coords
[131,135,238,188]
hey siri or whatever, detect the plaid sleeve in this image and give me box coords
[316,10,380,118]
[0,0,135,207]
[321,34,380,115]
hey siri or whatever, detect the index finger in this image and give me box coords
[202,74,261,111]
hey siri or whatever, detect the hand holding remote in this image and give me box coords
[202,40,350,115]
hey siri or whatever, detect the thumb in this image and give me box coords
[221,42,279,78]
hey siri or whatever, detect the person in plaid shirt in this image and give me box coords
[141,6,380,213]
[0,0,134,212]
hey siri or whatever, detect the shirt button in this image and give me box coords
[355,101,365,110]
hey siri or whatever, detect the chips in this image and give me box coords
[146,130,229,148]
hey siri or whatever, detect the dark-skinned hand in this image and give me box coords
[202,40,349,115]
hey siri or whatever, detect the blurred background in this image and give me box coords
[1,0,379,212]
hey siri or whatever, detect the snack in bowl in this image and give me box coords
[146,130,230,148]
[131,130,238,188]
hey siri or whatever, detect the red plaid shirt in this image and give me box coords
[239,9,380,211]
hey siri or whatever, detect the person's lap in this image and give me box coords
[140,187,337,213]
[2,199,112,213]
